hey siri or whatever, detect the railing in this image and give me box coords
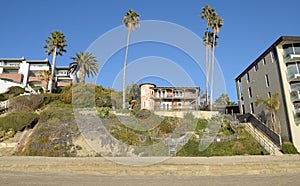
[242,122,278,155]
[238,113,282,148]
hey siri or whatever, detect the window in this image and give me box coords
[248,87,252,98]
[246,72,250,83]
[162,90,166,98]
[250,102,255,114]
[265,74,270,87]
[270,52,274,63]
[263,58,266,65]
[254,63,259,71]
[177,102,182,108]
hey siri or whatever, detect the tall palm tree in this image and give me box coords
[201,5,214,108]
[209,12,223,111]
[255,92,281,134]
[44,31,67,93]
[122,9,140,109]
[69,51,99,83]
[39,70,51,93]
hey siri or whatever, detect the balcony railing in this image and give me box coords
[291,91,300,102]
[285,54,300,63]
[287,73,300,82]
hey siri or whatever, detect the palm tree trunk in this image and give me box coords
[205,29,210,108]
[209,33,216,111]
[123,28,131,109]
[49,47,57,93]
[79,67,86,83]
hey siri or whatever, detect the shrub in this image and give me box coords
[97,107,110,118]
[135,109,151,119]
[9,94,58,112]
[158,117,178,134]
[0,111,39,132]
[0,94,6,101]
[60,86,72,104]
[2,86,25,99]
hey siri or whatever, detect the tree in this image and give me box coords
[209,11,223,111]
[69,51,99,83]
[255,92,281,134]
[201,5,214,108]
[39,70,51,93]
[214,93,235,106]
[122,9,140,109]
[44,31,67,93]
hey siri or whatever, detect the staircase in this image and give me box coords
[25,85,38,94]
[243,122,282,155]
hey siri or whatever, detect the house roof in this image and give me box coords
[235,36,300,81]
[139,83,200,90]
[0,57,25,61]
[55,66,69,70]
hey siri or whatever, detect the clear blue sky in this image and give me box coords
[1,0,300,102]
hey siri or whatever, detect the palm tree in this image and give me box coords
[201,5,214,108]
[44,31,67,93]
[39,70,51,93]
[69,51,99,83]
[209,12,223,111]
[122,9,140,109]
[255,92,281,134]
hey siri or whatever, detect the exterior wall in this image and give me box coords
[237,50,289,140]
[0,79,24,93]
[140,84,155,110]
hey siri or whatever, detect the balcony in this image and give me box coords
[0,74,23,83]
[287,73,300,83]
[293,107,300,125]
[285,54,300,63]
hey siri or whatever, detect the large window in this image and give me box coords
[250,102,255,114]
[265,74,270,87]
[254,63,259,71]
[248,87,252,98]
[246,72,250,83]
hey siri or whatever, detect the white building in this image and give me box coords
[0,57,72,93]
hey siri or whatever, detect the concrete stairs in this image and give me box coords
[242,122,282,155]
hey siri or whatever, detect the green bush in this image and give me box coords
[60,86,72,104]
[0,111,39,132]
[97,107,110,118]
[158,117,179,134]
[0,94,6,101]
[1,86,25,99]
[282,141,299,154]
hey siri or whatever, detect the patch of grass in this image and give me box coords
[177,126,269,156]
[282,141,299,154]
[0,111,38,132]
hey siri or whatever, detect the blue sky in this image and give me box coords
[1,0,300,102]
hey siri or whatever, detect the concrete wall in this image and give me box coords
[154,110,218,119]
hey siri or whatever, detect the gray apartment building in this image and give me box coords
[235,36,300,152]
